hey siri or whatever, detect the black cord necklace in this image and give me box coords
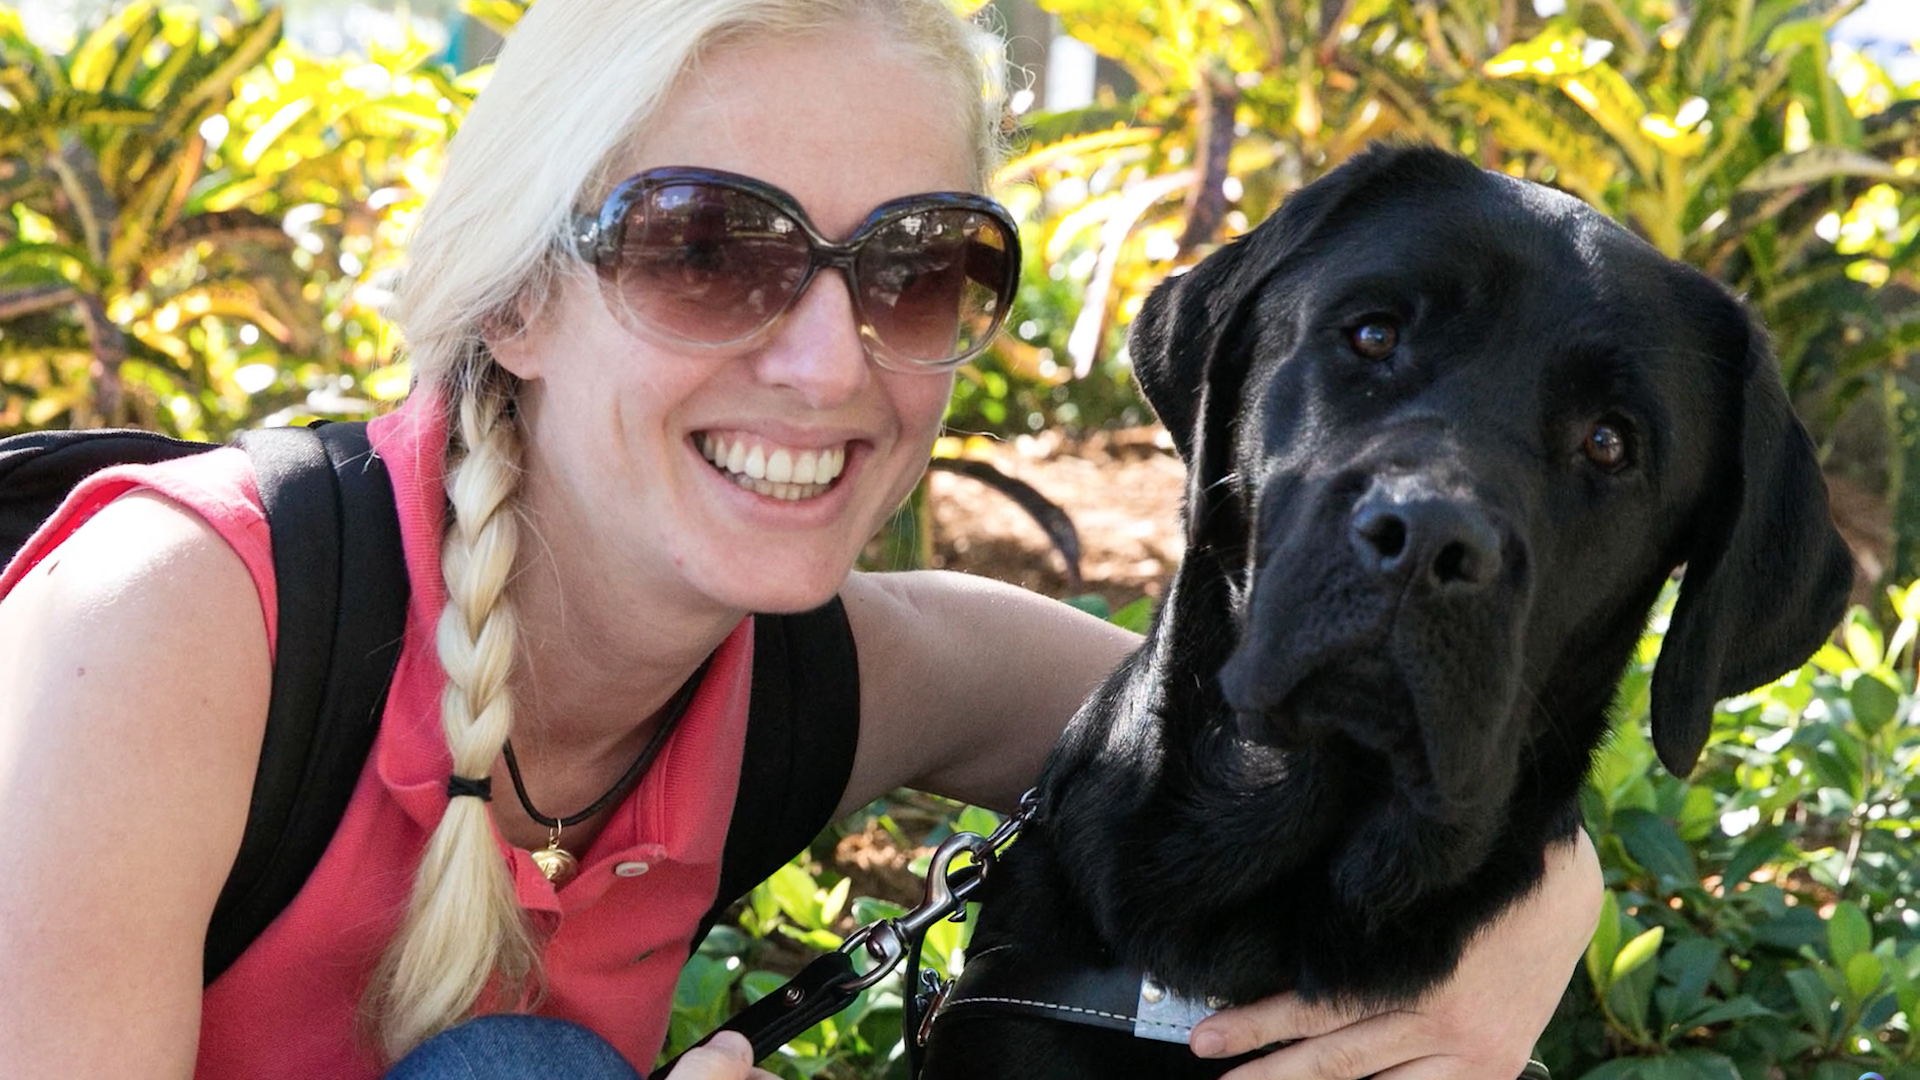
[502,656,712,883]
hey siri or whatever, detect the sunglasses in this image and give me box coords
[569,167,1022,372]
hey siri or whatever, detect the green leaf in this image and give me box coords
[1572,1060,1650,1080]
[1658,935,1721,1004]
[1614,809,1699,891]
[1845,949,1885,1003]
[818,876,851,928]
[1847,673,1901,735]
[1809,642,1858,676]
[1587,889,1622,994]
[1784,965,1835,1039]
[1845,617,1884,670]
[1663,1050,1743,1080]
[763,861,824,928]
[1613,925,1666,984]
[1062,593,1110,619]
[1676,996,1776,1028]
[1109,596,1156,634]
[1828,900,1873,966]
[1723,824,1790,887]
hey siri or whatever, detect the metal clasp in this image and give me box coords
[831,788,1039,991]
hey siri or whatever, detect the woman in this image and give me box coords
[0,1,1599,1078]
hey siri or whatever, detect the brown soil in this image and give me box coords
[926,426,1189,611]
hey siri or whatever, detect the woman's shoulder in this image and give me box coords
[0,487,273,1070]
[1,444,277,642]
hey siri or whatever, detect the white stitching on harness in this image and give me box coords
[942,995,1134,1025]
[940,995,1197,1036]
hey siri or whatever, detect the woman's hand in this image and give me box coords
[1187,831,1601,1079]
[659,1032,781,1080]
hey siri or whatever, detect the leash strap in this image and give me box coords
[659,949,867,1068]
[660,793,1038,1074]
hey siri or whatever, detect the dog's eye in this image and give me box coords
[1583,423,1629,470]
[1347,320,1399,360]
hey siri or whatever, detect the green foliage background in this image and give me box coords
[4,1,1918,1078]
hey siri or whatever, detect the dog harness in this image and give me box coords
[932,947,1554,1078]
[933,947,1220,1045]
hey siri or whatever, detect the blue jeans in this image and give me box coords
[383,1015,646,1080]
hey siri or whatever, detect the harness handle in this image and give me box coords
[656,791,1037,1076]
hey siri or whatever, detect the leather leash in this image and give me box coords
[656,792,1036,1074]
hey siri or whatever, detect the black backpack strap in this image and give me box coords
[205,422,408,983]
[700,598,862,935]
[0,429,212,556]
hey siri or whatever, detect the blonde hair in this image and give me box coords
[367,0,1006,1060]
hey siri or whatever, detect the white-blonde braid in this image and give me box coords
[365,362,540,1058]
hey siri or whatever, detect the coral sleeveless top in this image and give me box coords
[1,396,754,1078]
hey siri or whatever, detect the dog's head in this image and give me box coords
[1128,143,1852,912]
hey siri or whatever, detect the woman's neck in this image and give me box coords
[504,529,742,759]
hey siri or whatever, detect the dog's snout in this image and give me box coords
[1350,493,1502,592]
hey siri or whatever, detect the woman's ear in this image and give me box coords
[483,314,540,380]
[481,284,551,381]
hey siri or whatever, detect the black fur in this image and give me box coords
[918,144,1855,1079]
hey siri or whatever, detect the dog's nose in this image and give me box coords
[1350,491,1502,591]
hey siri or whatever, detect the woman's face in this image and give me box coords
[493,25,977,616]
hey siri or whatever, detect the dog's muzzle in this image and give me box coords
[1220,467,1531,823]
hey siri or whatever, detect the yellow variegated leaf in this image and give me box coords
[995,127,1162,187]
[68,0,155,92]
[1443,82,1615,206]
[1557,63,1656,180]
[1739,146,1904,191]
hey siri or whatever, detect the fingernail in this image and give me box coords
[1191,1029,1225,1057]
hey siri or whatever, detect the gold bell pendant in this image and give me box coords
[531,825,579,884]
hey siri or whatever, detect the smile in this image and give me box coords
[699,432,848,501]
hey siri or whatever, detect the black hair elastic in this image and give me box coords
[446,774,494,801]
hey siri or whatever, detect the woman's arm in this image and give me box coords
[835,569,1137,816]
[1189,830,1603,1079]
[0,492,270,1079]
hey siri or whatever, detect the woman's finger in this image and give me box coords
[1189,994,1369,1059]
[659,1031,777,1080]
[1212,1011,1422,1080]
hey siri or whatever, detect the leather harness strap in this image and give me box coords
[933,946,1218,1045]
[932,946,1555,1079]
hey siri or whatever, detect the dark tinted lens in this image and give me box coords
[855,209,1013,364]
[614,183,811,343]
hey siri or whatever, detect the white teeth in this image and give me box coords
[699,434,847,498]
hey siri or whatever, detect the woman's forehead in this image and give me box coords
[612,27,978,237]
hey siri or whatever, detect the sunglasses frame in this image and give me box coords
[569,166,1022,372]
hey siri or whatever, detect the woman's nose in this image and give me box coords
[752,269,871,408]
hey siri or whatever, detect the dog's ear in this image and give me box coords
[1130,143,1437,465]
[1133,144,1435,562]
[1649,310,1854,777]
[1128,227,1255,465]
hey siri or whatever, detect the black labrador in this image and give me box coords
[917,143,1854,1079]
